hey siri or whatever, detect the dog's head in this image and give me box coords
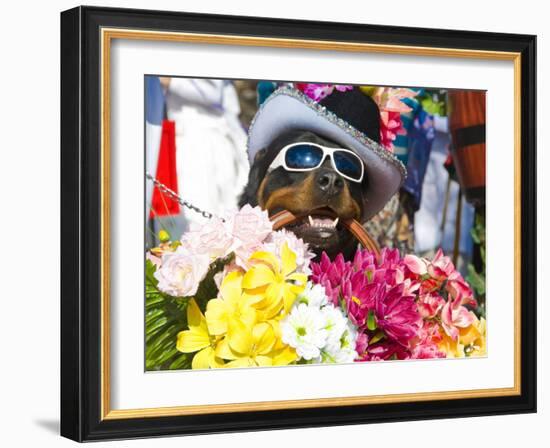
[239,129,368,259]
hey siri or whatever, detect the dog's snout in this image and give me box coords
[316,170,344,196]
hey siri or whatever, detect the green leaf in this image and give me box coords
[367,310,377,331]
[145,308,165,322]
[192,255,232,311]
[144,260,189,370]
[466,264,485,297]
[143,256,228,371]
[364,270,373,282]
[145,259,159,287]
[169,354,191,370]
[369,331,385,345]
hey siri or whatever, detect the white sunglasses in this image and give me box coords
[268,142,365,183]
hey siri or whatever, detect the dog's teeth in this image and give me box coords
[333,217,339,228]
[308,215,314,226]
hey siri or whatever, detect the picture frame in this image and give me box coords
[60,5,537,442]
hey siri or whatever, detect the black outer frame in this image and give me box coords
[60,5,537,442]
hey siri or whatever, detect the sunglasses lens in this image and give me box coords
[333,150,363,181]
[285,144,324,169]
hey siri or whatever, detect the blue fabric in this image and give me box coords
[145,76,165,125]
[257,81,278,106]
[391,91,422,165]
[403,108,436,210]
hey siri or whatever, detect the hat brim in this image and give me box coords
[247,87,407,221]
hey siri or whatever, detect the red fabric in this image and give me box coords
[150,120,180,218]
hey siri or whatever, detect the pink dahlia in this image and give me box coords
[371,283,422,347]
[341,278,376,327]
[310,252,354,306]
[358,340,411,362]
[311,246,478,363]
[311,250,422,347]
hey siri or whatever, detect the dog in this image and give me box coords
[239,129,368,259]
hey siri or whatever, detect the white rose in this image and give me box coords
[154,249,210,297]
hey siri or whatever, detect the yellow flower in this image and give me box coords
[216,321,297,368]
[438,332,466,358]
[205,271,257,336]
[176,298,224,369]
[269,343,298,366]
[242,243,307,319]
[260,319,297,365]
[216,321,277,367]
[439,316,487,358]
[461,316,486,357]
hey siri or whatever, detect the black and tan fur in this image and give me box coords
[239,130,369,259]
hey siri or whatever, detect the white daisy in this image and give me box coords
[321,304,348,347]
[318,322,359,364]
[294,282,328,308]
[280,303,328,360]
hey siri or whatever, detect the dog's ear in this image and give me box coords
[238,148,270,207]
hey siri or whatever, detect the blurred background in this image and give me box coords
[145,77,486,311]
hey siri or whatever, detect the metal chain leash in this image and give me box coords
[145,172,217,220]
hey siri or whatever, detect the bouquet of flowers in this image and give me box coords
[146,205,486,370]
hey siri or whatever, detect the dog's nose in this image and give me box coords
[316,170,344,196]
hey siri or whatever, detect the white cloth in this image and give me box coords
[164,79,250,233]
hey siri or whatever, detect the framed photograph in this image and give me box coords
[60,6,536,442]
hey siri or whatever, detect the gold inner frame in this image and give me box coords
[100,28,522,420]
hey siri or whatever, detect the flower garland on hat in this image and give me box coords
[294,83,418,152]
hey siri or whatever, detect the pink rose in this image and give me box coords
[417,292,445,319]
[446,271,477,307]
[403,254,428,276]
[228,204,273,249]
[181,217,234,261]
[401,278,420,296]
[440,295,476,341]
[427,249,455,281]
[410,321,446,359]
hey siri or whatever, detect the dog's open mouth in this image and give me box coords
[285,208,345,253]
